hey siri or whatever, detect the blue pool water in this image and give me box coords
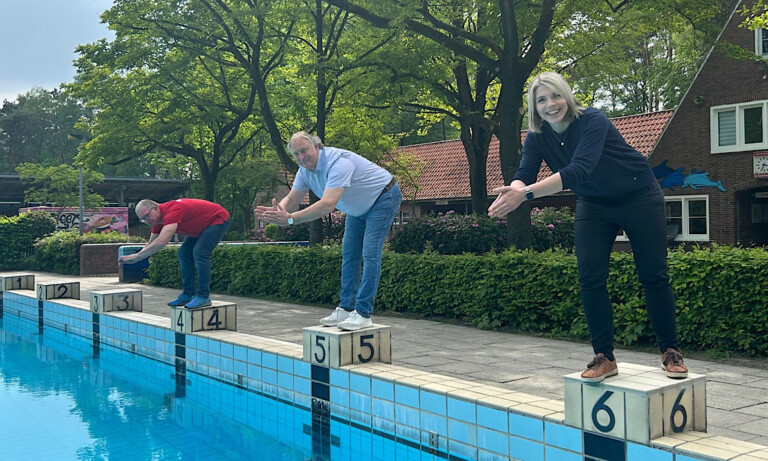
[0,315,307,461]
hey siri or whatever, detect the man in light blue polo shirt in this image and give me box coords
[254,131,402,331]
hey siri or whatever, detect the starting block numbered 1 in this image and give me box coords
[36,281,80,300]
[564,362,706,444]
[302,324,391,368]
[0,274,35,291]
[171,301,237,333]
[90,289,143,313]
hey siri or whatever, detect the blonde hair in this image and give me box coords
[527,72,586,133]
[287,131,324,152]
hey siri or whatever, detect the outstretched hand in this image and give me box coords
[488,185,525,218]
[254,198,291,226]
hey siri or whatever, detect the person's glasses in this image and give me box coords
[138,208,153,224]
[291,146,310,157]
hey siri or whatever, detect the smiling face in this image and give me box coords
[535,84,569,132]
[289,136,319,171]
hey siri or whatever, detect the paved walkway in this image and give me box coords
[6,272,768,447]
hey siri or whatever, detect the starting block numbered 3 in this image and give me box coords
[302,324,391,368]
[0,274,35,291]
[90,289,143,313]
[171,301,237,333]
[564,362,706,444]
[36,281,80,300]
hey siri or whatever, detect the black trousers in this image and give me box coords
[574,181,679,356]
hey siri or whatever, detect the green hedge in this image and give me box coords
[0,211,56,270]
[146,244,768,356]
[28,230,145,275]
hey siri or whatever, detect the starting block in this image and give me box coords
[0,274,35,291]
[564,362,706,444]
[303,324,391,368]
[36,281,80,300]
[90,289,143,313]
[171,301,237,333]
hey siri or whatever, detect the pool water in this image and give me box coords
[0,314,307,461]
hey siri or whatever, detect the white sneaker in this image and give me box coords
[337,311,373,331]
[320,307,352,326]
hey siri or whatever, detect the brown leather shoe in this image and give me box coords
[661,348,688,378]
[581,353,618,382]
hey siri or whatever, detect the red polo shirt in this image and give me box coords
[152,199,229,238]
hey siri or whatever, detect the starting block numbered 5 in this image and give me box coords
[171,301,237,333]
[90,289,143,313]
[36,281,80,300]
[564,362,706,444]
[302,324,391,368]
[0,274,35,291]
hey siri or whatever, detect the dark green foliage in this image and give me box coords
[0,211,57,269]
[146,243,768,356]
[264,223,310,242]
[390,208,575,255]
[28,230,144,275]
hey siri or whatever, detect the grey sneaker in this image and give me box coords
[320,307,352,326]
[337,311,373,331]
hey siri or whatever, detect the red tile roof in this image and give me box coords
[391,110,673,200]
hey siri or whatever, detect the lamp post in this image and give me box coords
[68,134,85,235]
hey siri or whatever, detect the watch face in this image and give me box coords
[287,217,294,225]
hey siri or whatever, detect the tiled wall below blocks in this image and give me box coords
[2,289,767,461]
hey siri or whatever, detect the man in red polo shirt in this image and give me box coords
[119,198,230,308]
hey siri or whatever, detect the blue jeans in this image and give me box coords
[178,221,229,298]
[339,183,402,318]
[575,181,679,355]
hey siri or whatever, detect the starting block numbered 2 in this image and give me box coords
[90,289,143,313]
[36,281,80,300]
[171,301,237,333]
[0,274,35,291]
[302,324,391,368]
[564,362,706,444]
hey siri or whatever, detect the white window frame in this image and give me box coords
[614,195,709,242]
[755,28,768,57]
[711,101,768,153]
[711,102,768,152]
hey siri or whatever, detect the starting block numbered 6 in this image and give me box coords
[0,274,35,291]
[90,289,143,313]
[171,301,237,333]
[564,362,706,444]
[36,281,80,300]
[302,324,391,368]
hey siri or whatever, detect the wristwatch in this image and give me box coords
[524,186,534,201]
[287,214,294,225]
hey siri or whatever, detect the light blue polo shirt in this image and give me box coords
[292,146,392,217]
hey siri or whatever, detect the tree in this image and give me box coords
[16,163,105,218]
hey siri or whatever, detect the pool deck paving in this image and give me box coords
[6,271,768,448]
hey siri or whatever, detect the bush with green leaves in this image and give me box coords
[263,222,310,241]
[29,230,144,275]
[530,207,575,252]
[0,211,57,269]
[146,243,768,356]
[389,211,507,254]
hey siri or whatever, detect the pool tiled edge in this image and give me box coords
[2,289,767,461]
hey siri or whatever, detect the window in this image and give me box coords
[665,195,709,241]
[393,211,411,226]
[756,28,768,57]
[614,195,709,242]
[711,102,768,153]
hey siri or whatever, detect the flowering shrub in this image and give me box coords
[389,207,574,254]
[389,211,507,255]
[323,211,346,244]
[264,222,310,241]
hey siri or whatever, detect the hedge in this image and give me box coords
[146,244,768,356]
[28,229,145,275]
[0,211,56,270]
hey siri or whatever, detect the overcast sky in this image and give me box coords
[0,0,114,104]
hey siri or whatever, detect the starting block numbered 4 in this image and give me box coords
[36,281,80,300]
[564,362,706,444]
[302,324,391,368]
[90,289,143,313]
[0,274,35,291]
[171,301,237,333]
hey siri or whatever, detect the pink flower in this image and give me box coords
[472,223,479,227]
[548,224,555,229]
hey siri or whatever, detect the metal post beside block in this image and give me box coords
[0,274,35,291]
[36,282,80,300]
[171,301,237,333]
[564,362,706,444]
[302,325,392,368]
[90,289,143,313]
